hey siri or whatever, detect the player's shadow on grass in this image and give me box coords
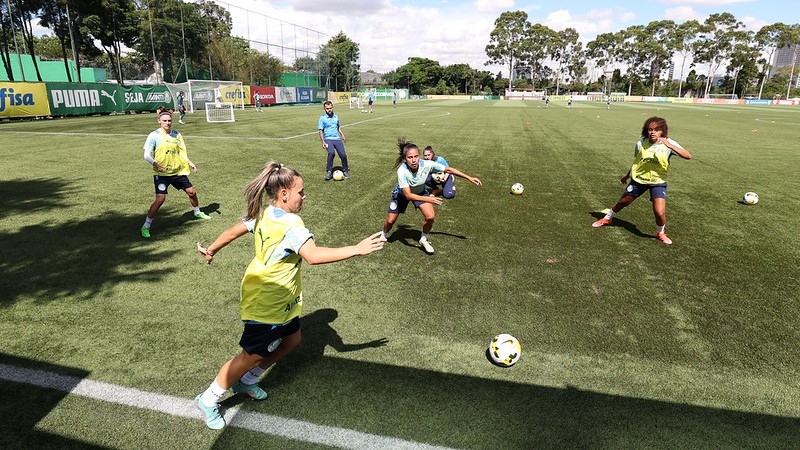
[387,224,467,249]
[225,337,800,449]
[0,353,106,448]
[0,178,217,306]
[589,211,651,238]
[0,178,78,216]
[221,308,388,410]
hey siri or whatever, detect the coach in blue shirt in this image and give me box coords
[318,101,349,180]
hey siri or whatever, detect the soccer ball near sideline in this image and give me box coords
[332,170,344,181]
[488,334,521,367]
[743,191,759,205]
[511,183,524,195]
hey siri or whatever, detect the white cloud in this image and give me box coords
[290,0,393,16]
[663,6,702,21]
[474,0,515,14]
[541,8,637,39]
[659,0,755,5]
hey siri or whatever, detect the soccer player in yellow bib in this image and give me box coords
[141,110,211,238]
[194,161,386,430]
[592,116,693,245]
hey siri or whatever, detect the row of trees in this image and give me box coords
[485,10,800,99]
[1,0,360,89]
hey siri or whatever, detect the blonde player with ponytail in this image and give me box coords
[194,161,385,430]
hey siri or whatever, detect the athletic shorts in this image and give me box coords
[623,180,667,200]
[153,175,192,195]
[239,317,301,357]
[387,187,429,214]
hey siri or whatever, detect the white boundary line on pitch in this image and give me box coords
[0,107,443,142]
[0,363,457,450]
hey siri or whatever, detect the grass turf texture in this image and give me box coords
[1,100,799,448]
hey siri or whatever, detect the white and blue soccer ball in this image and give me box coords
[489,334,521,367]
[431,172,448,183]
[511,183,524,195]
[743,191,759,205]
[332,170,344,181]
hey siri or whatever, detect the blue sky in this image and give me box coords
[209,0,793,75]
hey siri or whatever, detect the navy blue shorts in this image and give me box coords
[623,180,667,200]
[239,316,301,357]
[153,175,192,195]
[387,187,428,214]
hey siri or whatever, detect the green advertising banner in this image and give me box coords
[46,82,123,116]
[122,85,172,112]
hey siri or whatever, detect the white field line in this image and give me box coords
[0,363,457,450]
[0,108,442,142]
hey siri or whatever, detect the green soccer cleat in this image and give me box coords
[141,227,151,238]
[232,381,268,400]
[194,394,225,430]
[194,212,212,220]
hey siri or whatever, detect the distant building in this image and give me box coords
[773,44,800,88]
[360,71,384,85]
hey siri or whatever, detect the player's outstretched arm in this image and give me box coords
[444,167,482,186]
[197,221,249,264]
[298,232,385,265]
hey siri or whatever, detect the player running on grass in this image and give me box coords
[140,110,210,238]
[381,139,482,255]
[194,161,385,430]
[592,116,693,245]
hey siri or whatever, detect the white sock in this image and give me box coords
[143,217,153,228]
[657,225,665,234]
[604,210,615,220]
[240,366,266,385]
[200,379,227,407]
[420,233,429,242]
[193,206,201,215]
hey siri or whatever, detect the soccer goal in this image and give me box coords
[206,102,235,123]
[349,96,363,109]
[165,80,245,113]
[708,93,738,100]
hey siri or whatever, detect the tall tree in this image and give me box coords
[670,20,701,97]
[83,0,139,85]
[12,0,44,81]
[550,27,578,94]
[318,32,359,91]
[693,12,747,97]
[485,10,530,90]
[776,23,800,99]
[586,32,621,94]
[640,20,676,96]
[726,34,758,97]
[1,0,18,80]
[754,23,786,99]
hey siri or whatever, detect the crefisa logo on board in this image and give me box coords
[0,87,35,112]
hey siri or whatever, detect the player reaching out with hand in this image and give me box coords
[194,161,385,430]
[381,138,482,255]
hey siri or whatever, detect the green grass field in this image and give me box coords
[1,99,799,448]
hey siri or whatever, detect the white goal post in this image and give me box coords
[206,102,235,123]
[349,96,363,109]
[165,80,245,113]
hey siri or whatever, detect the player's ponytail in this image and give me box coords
[244,161,301,219]
[394,138,419,168]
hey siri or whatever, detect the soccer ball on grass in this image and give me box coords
[511,183,524,195]
[488,333,521,367]
[332,170,344,181]
[743,191,759,205]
